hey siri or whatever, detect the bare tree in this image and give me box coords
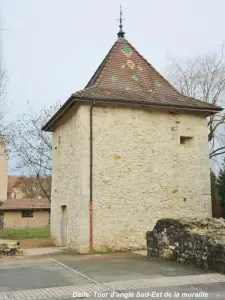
[0,29,8,138]
[21,175,52,199]
[166,45,225,161]
[11,103,60,201]
[9,175,52,199]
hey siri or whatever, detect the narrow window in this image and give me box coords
[180,136,193,147]
[22,210,33,218]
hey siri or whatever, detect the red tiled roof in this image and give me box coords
[42,38,222,132]
[0,198,50,210]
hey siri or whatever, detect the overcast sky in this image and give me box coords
[1,0,225,173]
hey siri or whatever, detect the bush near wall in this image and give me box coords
[146,218,225,273]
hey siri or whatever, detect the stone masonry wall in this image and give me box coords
[146,218,225,273]
[92,104,211,251]
[51,102,212,253]
[51,103,90,253]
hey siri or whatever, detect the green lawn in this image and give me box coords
[0,227,50,240]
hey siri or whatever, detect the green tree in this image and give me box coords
[217,162,225,217]
[217,163,225,203]
[210,169,217,200]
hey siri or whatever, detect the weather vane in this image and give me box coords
[117,5,125,38]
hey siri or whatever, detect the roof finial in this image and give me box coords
[117,5,125,39]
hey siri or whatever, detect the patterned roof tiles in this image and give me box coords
[42,38,222,132]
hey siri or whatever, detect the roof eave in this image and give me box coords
[73,96,223,115]
[0,208,50,211]
[42,95,222,132]
[42,96,75,132]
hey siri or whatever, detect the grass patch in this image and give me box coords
[92,248,113,254]
[0,227,50,240]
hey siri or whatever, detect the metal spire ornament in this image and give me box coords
[117,5,125,38]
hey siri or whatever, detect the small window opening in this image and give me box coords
[22,210,33,218]
[180,136,193,147]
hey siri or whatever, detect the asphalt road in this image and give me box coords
[0,252,225,299]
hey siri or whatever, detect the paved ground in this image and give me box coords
[0,252,225,299]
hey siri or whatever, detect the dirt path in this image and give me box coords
[19,238,54,249]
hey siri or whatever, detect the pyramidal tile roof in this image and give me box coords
[42,37,222,131]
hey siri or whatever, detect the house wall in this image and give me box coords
[51,103,211,253]
[0,137,8,202]
[3,210,50,228]
[11,187,26,199]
